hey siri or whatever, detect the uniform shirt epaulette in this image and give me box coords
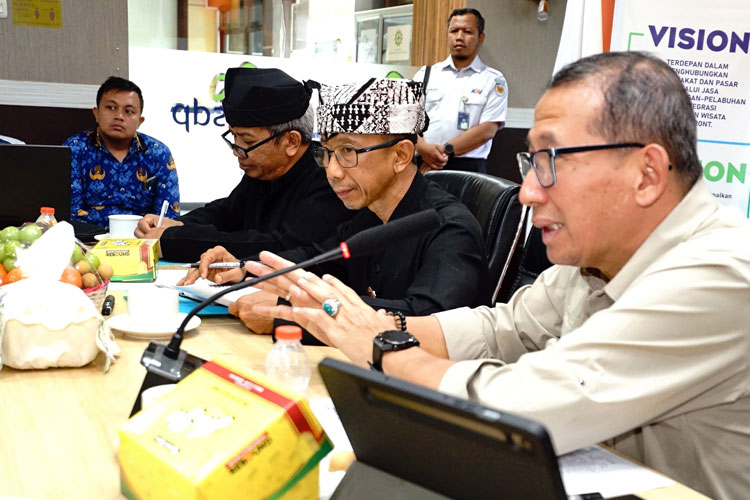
[486,67,505,78]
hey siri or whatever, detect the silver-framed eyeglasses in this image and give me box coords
[312,138,404,168]
[221,129,285,159]
[517,142,645,187]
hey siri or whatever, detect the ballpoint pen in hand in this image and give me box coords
[156,199,169,228]
[181,260,247,269]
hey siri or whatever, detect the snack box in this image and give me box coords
[119,359,330,500]
[90,238,159,282]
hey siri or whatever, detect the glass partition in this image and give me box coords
[128,0,413,65]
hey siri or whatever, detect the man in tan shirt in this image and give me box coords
[248,52,750,500]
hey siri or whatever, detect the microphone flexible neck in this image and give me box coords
[163,244,346,359]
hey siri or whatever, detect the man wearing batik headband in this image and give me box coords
[136,67,351,262]
[192,78,491,342]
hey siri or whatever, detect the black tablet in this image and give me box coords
[319,357,567,500]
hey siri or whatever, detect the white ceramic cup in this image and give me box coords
[108,214,142,238]
[127,285,179,329]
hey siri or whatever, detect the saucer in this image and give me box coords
[95,233,138,241]
[106,312,201,339]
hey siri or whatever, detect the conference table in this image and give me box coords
[0,291,710,500]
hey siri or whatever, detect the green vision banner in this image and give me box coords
[611,0,750,217]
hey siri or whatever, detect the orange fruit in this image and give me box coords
[0,266,6,285]
[6,267,25,284]
[60,265,83,288]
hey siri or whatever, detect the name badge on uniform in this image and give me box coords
[458,95,470,130]
[457,112,470,130]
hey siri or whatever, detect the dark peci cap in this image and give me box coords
[222,67,313,127]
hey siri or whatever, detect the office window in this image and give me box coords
[128,0,414,65]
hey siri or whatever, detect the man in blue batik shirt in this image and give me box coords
[65,76,180,229]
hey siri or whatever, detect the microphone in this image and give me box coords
[134,208,441,407]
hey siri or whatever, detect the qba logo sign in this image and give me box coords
[170,65,406,132]
[170,61,257,132]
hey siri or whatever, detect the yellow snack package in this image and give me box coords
[90,238,159,282]
[118,359,331,500]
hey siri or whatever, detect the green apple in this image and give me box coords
[84,252,100,270]
[19,224,43,245]
[71,244,84,264]
[3,256,16,272]
[3,240,22,259]
[0,226,20,242]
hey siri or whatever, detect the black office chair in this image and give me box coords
[425,170,526,303]
[495,225,552,303]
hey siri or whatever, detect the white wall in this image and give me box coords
[128,0,178,49]
[130,47,418,203]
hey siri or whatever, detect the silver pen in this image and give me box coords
[181,260,247,269]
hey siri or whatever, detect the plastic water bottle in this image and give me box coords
[265,325,311,394]
[35,207,57,230]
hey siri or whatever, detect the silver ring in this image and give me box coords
[322,298,342,318]
[284,293,292,302]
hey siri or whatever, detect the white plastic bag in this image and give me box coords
[0,222,119,371]
[0,279,119,370]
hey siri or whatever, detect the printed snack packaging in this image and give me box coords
[119,359,330,500]
[90,238,159,282]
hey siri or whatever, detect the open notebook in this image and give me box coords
[176,277,260,307]
[154,269,259,308]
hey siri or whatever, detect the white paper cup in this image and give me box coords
[140,384,177,410]
[108,214,142,238]
[127,285,179,330]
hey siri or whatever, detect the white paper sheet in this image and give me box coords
[560,445,674,497]
[155,269,259,307]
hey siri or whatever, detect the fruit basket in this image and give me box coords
[84,279,110,311]
[1,222,113,309]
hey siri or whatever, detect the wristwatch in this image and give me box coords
[443,142,455,158]
[371,330,420,372]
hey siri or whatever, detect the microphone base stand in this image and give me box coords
[129,341,207,417]
[130,244,348,417]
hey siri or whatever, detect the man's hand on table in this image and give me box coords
[177,245,246,286]
[134,213,183,238]
[250,251,392,365]
[227,292,277,334]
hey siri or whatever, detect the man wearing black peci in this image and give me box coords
[135,68,352,262]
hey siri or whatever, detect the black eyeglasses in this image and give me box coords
[312,138,404,168]
[221,129,285,159]
[517,142,646,187]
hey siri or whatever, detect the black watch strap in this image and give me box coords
[371,330,420,372]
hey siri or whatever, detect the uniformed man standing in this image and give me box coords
[414,8,508,174]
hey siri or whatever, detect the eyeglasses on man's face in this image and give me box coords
[517,142,646,188]
[312,138,404,168]
[221,129,285,159]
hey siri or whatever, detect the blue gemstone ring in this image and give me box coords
[322,298,342,318]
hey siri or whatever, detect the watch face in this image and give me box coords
[379,330,416,346]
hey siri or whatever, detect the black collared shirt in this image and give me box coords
[160,147,352,262]
[279,171,490,343]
